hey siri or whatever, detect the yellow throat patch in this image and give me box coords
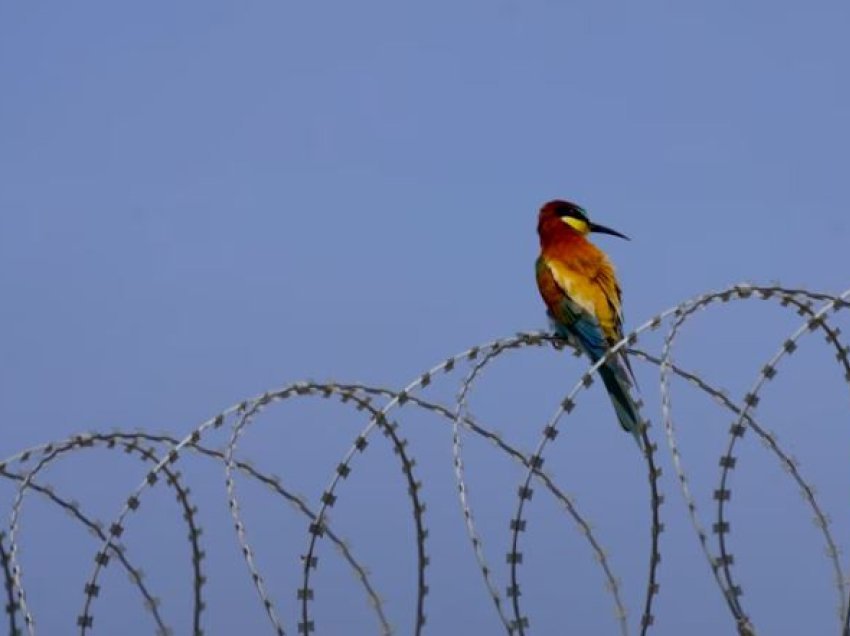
[562,216,590,235]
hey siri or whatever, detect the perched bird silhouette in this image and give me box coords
[535,199,643,448]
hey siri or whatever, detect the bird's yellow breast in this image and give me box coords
[542,248,623,344]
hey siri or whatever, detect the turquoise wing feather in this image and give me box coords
[552,295,644,449]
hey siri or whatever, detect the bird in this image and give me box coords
[535,199,643,449]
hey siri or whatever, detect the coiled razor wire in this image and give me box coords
[0,282,848,635]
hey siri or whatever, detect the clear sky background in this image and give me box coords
[1,2,849,635]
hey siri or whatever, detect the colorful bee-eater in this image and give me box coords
[535,199,643,448]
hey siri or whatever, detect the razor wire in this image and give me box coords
[0,282,848,635]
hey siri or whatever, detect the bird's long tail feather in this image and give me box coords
[552,317,644,451]
[597,360,644,451]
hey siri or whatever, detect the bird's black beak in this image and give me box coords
[589,222,630,241]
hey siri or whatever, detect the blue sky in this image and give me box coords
[1,2,849,634]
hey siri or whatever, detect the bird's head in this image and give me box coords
[538,199,629,240]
